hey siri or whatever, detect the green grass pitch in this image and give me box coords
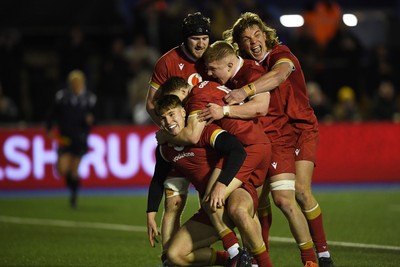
[1,187,400,267]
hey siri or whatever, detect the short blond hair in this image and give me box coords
[67,69,86,84]
[202,40,238,63]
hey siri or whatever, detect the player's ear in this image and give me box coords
[227,62,233,71]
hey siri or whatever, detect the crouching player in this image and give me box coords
[149,94,273,266]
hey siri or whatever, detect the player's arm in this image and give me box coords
[224,61,294,104]
[146,86,162,127]
[204,131,247,210]
[198,92,270,122]
[156,112,207,146]
[213,131,247,186]
[146,145,172,247]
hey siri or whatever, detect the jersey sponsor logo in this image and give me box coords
[173,145,184,152]
[197,80,209,88]
[178,63,184,70]
[271,162,278,169]
[172,151,195,163]
[187,73,203,86]
[295,148,300,156]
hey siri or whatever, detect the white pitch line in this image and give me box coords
[0,215,147,232]
[1,215,400,252]
[268,236,400,251]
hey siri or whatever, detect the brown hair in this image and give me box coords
[155,94,183,116]
[159,76,190,96]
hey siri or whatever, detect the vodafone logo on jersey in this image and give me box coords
[0,125,159,189]
[187,73,203,86]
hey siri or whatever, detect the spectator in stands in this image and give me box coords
[125,34,159,124]
[98,37,130,122]
[302,0,342,50]
[0,81,19,122]
[0,29,23,119]
[371,79,400,122]
[56,26,91,83]
[332,86,361,122]
[306,81,333,123]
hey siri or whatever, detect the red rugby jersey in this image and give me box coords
[263,44,318,132]
[149,44,207,90]
[186,79,269,146]
[159,124,225,197]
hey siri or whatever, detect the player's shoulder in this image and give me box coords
[192,80,227,93]
[243,58,264,71]
[156,46,181,63]
[271,43,292,55]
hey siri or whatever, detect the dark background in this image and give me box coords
[0,0,399,125]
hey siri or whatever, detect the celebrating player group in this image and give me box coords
[145,11,335,267]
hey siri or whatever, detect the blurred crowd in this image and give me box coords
[0,0,399,126]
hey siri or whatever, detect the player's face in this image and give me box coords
[160,106,186,136]
[205,58,231,84]
[239,25,268,61]
[186,35,209,59]
[70,78,85,95]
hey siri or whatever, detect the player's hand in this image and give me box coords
[47,131,55,140]
[197,103,224,124]
[155,129,169,145]
[204,182,226,212]
[85,113,94,126]
[224,88,247,105]
[146,212,160,248]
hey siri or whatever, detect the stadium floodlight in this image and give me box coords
[343,13,358,27]
[279,14,304,27]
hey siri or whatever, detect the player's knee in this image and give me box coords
[167,246,187,266]
[228,205,248,222]
[295,183,312,206]
[165,195,186,213]
[270,180,296,211]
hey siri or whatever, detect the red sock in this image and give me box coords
[299,240,317,264]
[212,249,230,265]
[258,206,272,251]
[251,244,273,267]
[304,204,329,253]
[219,229,239,251]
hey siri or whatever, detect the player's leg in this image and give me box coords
[295,129,334,266]
[161,177,189,262]
[258,181,273,251]
[202,168,242,260]
[56,152,76,207]
[167,217,228,266]
[56,151,71,177]
[295,160,333,266]
[270,173,317,265]
[69,155,82,208]
[227,187,273,267]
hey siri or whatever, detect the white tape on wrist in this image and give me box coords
[223,106,230,117]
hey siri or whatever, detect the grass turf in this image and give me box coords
[1,188,399,267]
